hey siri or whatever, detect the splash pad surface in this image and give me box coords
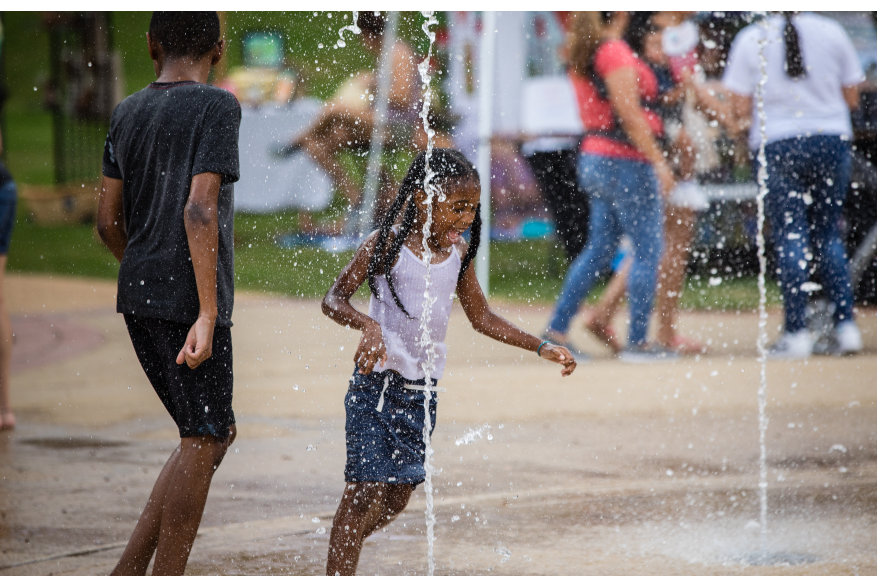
[2,275,877,575]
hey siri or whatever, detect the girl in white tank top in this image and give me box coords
[320,149,577,575]
[367,225,460,382]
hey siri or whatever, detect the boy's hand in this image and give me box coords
[176,315,216,369]
[539,343,577,377]
[355,323,387,375]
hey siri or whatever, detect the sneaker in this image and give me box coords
[834,321,863,355]
[618,343,679,363]
[542,330,590,363]
[767,330,813,360]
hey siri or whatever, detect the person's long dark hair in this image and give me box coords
[624,11,655,57]
[367,149,481,318]
[782,12,806,79]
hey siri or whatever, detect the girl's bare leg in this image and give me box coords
[582,259,630,352]
[0,256,13,430]
[327,482,413,576]
[675,128,697,181]
[656,205,702,351]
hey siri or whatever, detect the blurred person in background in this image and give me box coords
[0,125,15,432]
[278,11,451,235]
[724,11,865,359]
[521,11,590,262]
[0,14,16,430]
[542,11,676,363]
[579,11,711,356]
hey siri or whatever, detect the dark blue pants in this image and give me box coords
[762,135,854,333]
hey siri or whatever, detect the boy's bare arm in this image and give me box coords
[456,260,576,376]
[177,172,221,369]
[97,176,127,262]
[322,231,387,374]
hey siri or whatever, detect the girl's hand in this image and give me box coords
[355,323,388,375]
[539,343,577,377]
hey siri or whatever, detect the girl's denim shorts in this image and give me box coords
[344,367,437,486]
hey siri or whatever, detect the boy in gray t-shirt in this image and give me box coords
[97,12,240,575]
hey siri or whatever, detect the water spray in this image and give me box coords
[334,11,361,49]
[754,14,771,554]
[416,10,440,576]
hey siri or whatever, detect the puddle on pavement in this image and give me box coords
[19,437,129,450]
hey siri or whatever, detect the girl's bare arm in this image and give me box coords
[322,231,388,374]
[322,231,379,329]
[604,66,675,197]
[456,252,576,376]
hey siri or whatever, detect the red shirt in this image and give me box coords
[571,39,663,162]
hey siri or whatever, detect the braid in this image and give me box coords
[366,148,481,316]
[783,12,806,79]
[384,197,418,318]
[367,188,408,301]
[459,203,481,282]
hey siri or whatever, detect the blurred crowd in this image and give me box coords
[534,11,865,362]
[270,11,868,362]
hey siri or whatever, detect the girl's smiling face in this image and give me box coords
[416,177,481,250]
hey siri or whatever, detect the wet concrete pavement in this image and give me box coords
[1,275,876,575]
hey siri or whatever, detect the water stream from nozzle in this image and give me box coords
[416,10,441,576]
[754,14,771,553]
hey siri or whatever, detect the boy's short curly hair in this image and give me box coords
[149,12,221,59]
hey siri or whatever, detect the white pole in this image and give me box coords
[475,11,496,295]
[355,11,399,238]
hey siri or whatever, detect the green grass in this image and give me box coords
[1,11,439,186]
[2,11,780,310]
[8,207,782,311]
[7,207,120,280]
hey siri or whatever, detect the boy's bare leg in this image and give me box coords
[327,482,413,576]
[112,445,183,575]
[113,426,235,575]
[656,205,700,350]
[0,256,14,430]
[151,429,235,575]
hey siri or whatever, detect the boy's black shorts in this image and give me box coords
[124,314,235,439]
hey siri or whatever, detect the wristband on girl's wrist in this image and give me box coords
[536,341,549,357]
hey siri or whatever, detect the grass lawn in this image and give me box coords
[7,206,782,311]
[1,11,439,185]
[2,11,781,311]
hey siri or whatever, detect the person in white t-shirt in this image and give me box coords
[723,12,865,359]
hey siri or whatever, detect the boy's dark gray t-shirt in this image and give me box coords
[103,81,241,327]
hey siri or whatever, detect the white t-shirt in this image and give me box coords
[723,12,865,150]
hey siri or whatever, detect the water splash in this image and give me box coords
[416,10,440,577]
[455,424,492,446]
[753,14,771,553]
[334,11,360,49]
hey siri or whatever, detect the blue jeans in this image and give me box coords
[762,135,854,333]
[0,181,16,255]
[548,154,663,346]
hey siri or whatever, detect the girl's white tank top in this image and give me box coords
[369,236,461,382]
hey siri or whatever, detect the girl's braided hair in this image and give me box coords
[782,12,806,80]
[367,148,481,317]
